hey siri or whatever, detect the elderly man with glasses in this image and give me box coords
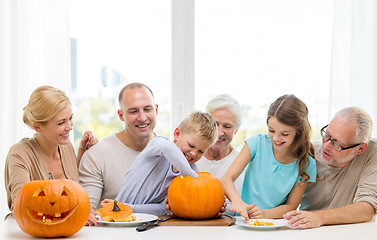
[283,107,377,229]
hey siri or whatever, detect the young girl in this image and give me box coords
[222,94,316,220]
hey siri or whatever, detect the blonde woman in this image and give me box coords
[5,86,97,216]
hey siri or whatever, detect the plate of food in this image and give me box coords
[96,200,158,227]
[97,213,158,227]
[236,218,289,230]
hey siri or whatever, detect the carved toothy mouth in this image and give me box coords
[26,204,78,225]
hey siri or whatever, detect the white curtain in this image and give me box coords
[0,0,71,218]
[330,0,377,137]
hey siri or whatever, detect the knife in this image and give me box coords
[136,216,173,232]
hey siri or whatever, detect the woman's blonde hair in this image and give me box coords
[267,94,314,182]
[178,111,218,146]
[23,86,71,128]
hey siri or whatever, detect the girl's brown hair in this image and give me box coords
[267,94,314,182]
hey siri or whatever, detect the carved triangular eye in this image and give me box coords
[33,186,45,197]
[60,186,73,196]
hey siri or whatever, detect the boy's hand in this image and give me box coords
[215,199,227,217]
[164,197,175,216]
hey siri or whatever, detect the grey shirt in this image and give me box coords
[300,139,377,212]
[78,133,140,209]
[116,136,198,215]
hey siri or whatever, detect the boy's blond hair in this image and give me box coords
[178,111,218,146]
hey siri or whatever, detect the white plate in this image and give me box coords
[236,218,289,230]
[97,213,158,227]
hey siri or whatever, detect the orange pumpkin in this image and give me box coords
[97,200,133,222]
[168,172,225,219]
[13,174,90,238]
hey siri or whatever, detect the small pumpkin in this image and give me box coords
[13,173,90,238]
[168,172,225,219]
[97,200,133,222]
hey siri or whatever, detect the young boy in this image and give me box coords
[102,111,217,215]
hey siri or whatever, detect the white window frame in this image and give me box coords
[171,0,195,131]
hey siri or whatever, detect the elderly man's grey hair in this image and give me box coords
[335,107,373,143]
[206,94,242,129]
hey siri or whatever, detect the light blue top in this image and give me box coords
[116,136,199,215]
[241,133,316,209]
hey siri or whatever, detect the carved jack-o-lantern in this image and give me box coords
[13,174,90,238]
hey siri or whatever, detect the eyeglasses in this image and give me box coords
[320,125,362,152]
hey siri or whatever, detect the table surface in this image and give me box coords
[2,216,377,240]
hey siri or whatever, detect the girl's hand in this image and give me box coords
[100,199,114,207]
[79,131,98,150]
[248,205,265,219]
[229,199,256,221]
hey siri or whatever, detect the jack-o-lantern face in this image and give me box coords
[13,177,90,238]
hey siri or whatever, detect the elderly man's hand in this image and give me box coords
[283,210,322,229]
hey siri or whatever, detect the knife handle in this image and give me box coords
[136,221,158,232]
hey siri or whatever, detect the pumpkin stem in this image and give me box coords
[48,173,54,179]
[113,200,121,212]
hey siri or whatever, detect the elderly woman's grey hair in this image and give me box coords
[206,94,242,129]
[335,107,373,143]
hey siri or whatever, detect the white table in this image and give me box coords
[1,217,377,240]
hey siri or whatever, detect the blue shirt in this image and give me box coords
[116,136,198,215]
[241,133,316,209]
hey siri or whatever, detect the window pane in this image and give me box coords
[68,0,171,146]
[195,0,333,149]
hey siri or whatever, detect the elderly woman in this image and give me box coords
[197,94,245,208]
[4,86,97,217]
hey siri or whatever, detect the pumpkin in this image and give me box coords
[168,172,225,219]
[97,200,133,222]
[13,173,90,238]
